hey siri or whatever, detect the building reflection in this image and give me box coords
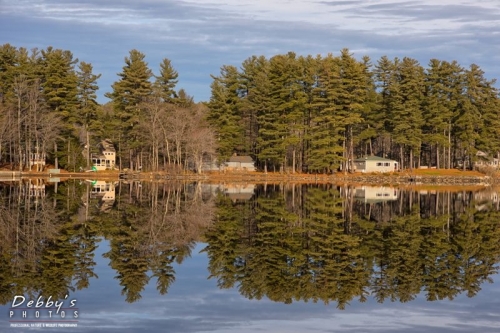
[87,180,117,212]
[354,186,398,203]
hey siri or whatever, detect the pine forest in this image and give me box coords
[1,44,499,173]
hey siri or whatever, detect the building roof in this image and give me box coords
[228,155,254,163]
[354,156,396,162]
[100,139,116,152]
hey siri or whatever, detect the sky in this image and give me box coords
[1,0,500,103]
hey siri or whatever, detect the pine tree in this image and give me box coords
[207,65,244,162]
[76,62,101,167]
[105,49,152,170]
[308,54,344,173]
[155,58,178,104]
[239,55,268,157]
[337,49,366,172]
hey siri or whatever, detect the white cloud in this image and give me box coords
[1,0,499,103]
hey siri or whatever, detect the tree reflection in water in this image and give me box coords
[204,184,500,309]
[0,180,499,309]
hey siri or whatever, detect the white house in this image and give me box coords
[225,155,256,171]
[91,139,116,171]
[474,150,499,169]
[354,156,398,173]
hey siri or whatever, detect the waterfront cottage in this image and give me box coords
[225,155,256,171]
[91,139,116,170]
[474,150,499,169]
[354,156,398,173]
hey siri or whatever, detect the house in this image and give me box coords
[27,152,46,171]
[354,156,398,173]
[354,186,398,203]
[91,139,116,171]
[474,150,499,169]
[225,155,256,171]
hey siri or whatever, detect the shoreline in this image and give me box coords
[1,169,497,186]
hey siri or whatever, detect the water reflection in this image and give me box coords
[0,181,499,311]
[204,184,500,309]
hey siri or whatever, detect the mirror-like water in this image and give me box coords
[1,180,499,332]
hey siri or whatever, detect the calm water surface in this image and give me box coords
[0,180,499,333]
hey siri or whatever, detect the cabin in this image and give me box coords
[354,186,398,203]
[27,152,46,171]
[91,139,116,171]
[474,150,499,169]
[354,156,398,173]
[225,155,256,171]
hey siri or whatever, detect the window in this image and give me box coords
[376,162,382,166]
[384,163,390,166]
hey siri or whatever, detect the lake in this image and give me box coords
[0,180,499,333]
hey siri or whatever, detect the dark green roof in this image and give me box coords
[354,156,397,162]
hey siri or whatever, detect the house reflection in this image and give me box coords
[223,184,255,202]
[87,180,117,212]
[354,186,398,203]
[27,178,46,198]
[474,189,500,211]
[201,183,256,202]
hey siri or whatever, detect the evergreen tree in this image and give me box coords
[76,62,101,167]
[337,49,367,172]
[308,54,344,173]
[105,49,153,170]
[155,58,178,104]
[207,65,244,162]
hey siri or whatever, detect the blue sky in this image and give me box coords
[1,0,500,103]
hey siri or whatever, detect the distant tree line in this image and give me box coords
[208,49,500,173]
[1,44,499,173]
[0,44,214,172]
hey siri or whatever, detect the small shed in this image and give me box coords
[354,156,398,173]
[91,139,116,171]
[226,155,256,171]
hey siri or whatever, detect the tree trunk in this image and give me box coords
[436,144,440,169]
[86,126,90,168]
[400,145,404,170]
[448,124,451,169]
[54,142,58,169]
[410,148,413,171]
[342,136,347,175]
[349,126,354,173]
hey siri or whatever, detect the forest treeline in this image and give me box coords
[208,49,500,172]
[1,44,499,172]
[0,44,213,172]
